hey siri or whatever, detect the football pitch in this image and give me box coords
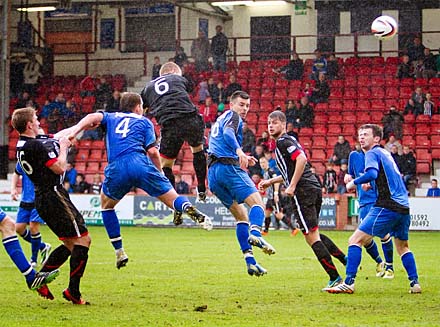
[1,226,439,327]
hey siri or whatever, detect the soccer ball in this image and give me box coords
[371,15,398,41]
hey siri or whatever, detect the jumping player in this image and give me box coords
[325,124,420,294]
[11,162,51,267]
[260,111,347,289]
[12,107,91,304]
[141,62,207,206]
[66,92,212,269]
[207,91,276,277]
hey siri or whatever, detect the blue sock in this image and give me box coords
[345,244,362,285]
[173,196,192,212]
[249,205,264,237]
[3,236,35,282]
[381,236,394,268]
[365,239,382,264]
[236,221,252,252]
[401,251,418,282]
[30,233,42,263]
[101,209,122,250]
[20,229,32,243]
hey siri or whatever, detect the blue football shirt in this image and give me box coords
[347,150,377,207]
[100,111,156,163]
[208,110,242,160]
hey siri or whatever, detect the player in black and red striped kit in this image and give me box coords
[260,110,347,290]
[12,107,91,305]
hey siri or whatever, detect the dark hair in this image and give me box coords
[268,110,286,123]
[432,179,438,183]
[120,92,142,112]
[359,124,383,139]
[230,91,249,102]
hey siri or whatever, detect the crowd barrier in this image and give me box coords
[0,194,438,231]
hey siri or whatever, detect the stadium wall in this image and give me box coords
[9,5,440,78]
[1,193,438,231]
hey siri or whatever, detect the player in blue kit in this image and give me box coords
[325,124,421,294]
[0,206,59,294]
[68,92,212,269]
[11,162,51,267]
[345,150,394,278]
[207,91,276,277]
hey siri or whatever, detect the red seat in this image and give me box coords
[75,162,86,173]
[385,57,400,65]
[357,100,371,110]
[400,78,414,87]
[415,125,430,135]
[371,100,385,111]
[415,149,431,163]
[357,76,370,87]
[404,114,416,123]
[91,140,105,149]
[313,125,328,135]
[314,114,328,124]
[327,124,342,135]
[89,149,103,160]
[341,124,356,137]
[416,163,431,174]
[432,149,440,159]
[384,77,399,87]
[311,149,327,161]
[75,149,89,161]
[300,137,312,148]
[370,76,385,87]
[87,162,100,173]
[385,87,399,99]
[344,88,357,99]
[312,136,326,149]
[328,100,343,111]
[399,87,413,98]
[358,57,372,66]
[370,66,385,75]
[431,124,440,134]
[415,135,431,148]
[402,136,415,148]
[357,87,371,99]
[314,103,328,112]
[370,87,385,99]
[357,112,370,123]
[343,100,356,110]
[328,88,343,100]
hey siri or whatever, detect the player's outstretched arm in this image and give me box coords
[60,113,104,140]
[48,137,72,175]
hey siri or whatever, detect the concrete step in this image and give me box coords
[415,188,428,197]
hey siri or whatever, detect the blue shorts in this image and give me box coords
[359,206,410,241]
[103,154,173,200]
[358,203,374,222]
[16,207,45,224]
[0,207,6,222]
[208,163,257,209]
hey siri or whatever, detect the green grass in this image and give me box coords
[1,227,439,327]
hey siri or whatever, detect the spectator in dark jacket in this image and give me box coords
[274,52,304,81]
[311,73,330,103]
[407,37,425,64]
[396,55,413,79]
[399,145,416,190]
[224,75,242,103]
[72,174,91,194]
[332,135,351,165]
[211,25,228,72]
[151,56,162,80]
[326,54,339,80]
[242,121,256,153]
[174,46,188,68]
[382,105,404,140]
[292,97,314,128]
[175,174,190,194]
[422,48,437,79]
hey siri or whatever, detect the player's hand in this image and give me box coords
[274,211,284,220]
[247,156,257,167]
[285,184,296,197]
[11,188,19,201]
[58,136,72,148]
[346,180,356,191]
[361,183,372,191]
[344,174,353,184]
[258,180,271,191]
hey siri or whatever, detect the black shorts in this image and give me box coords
[265,199,276,211]
[159,114,205,159]
[36,185,88,240]
[291,187,322,234]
